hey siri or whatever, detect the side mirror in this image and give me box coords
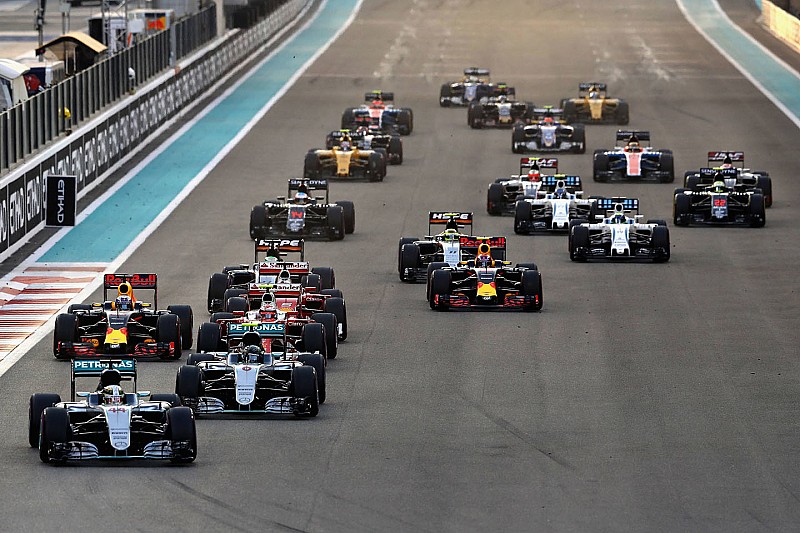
[76,391,89,397]
[137,391,151,397]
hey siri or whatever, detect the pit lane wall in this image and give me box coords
[761,1,800,54]
[0,0,308,263]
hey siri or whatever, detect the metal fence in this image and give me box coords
[0,5,217,177]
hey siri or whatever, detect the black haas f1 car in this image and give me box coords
[467,93,534,129]
[428,239,542,311]
[512,107,586,154]
[30,359,196,463]
[683,151,773,207]
[487,157,560,215]
[593,131,674,183]
[398,212,475,282]
[569,198,670,262]
[673,168,765,227]
[327,127,403,165]
[53,274,193,360]
[439,68,514,107]
[176,327,321,417]
[559,82,629,124]
[249,178,355,240]
[341,91,413,135]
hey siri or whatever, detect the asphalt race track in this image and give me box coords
[1,0,799,531]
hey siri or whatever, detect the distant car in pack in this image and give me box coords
[512,107,586,154]
[559,82,629,124]
[673,168,765,227]
[568,198,670,262]
[249,178,355,240]
[427,239,542,311]
[398,212,476,283]
[439,67,514,107]
[341,90,413,135]
[305,133,387,182]
[682,151,772,207]
[467,94,534,129]
[486,157,560,215]
[326,126,402,165]
[593,130,674,182]
[53,273,193,360]
[513,176,599,234]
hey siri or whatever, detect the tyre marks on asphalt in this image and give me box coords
[0,263,107,359]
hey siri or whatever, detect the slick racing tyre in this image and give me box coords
[196,322,222,353]
[511,125,525,154]
[570,225,589,262]
[367,152,386,182]
[429,269,452,310]
[301,323,327,358]
[53,314,78,359]
[311,313,338,360]
[651,226,671,262]
[335,201,356,234]
[167,406,197,463]
[311,267,335,290]
[167,305,194,350]
[39,407,71,464]
[29,393,62,448]
[304,152,321,179]
[297,353,326,404]
[326,205,346,240]
[615,102,630,125]
[323,297,347,341]
[514,201,532,234]
[399,244,421,282]
[207,273,228,313]
[157,313,182,359]
[521,270,543,311]
[487,183,504,215]
[290,366,319,418]
[249,205,267,240]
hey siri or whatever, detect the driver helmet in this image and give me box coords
[721,155,734,169]
[101,385,124,405]
[445,218,460,231]
[527,168,541,182]
[114,295,133,311]
[626,139,640,152]
[589,88,599,99]
[339,140,351,151]
[370,99,383,108]
[259,293,277,319]
[245,345,263,364]
[554,185,567,199]
[294,191,309,202]
[543,116,555,125]
[278,269,292,282]
[475,243,493,267]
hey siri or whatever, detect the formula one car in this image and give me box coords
[398,212,480,282]
[682,151,773,207]
[593,131,674,182]
[249,178,355,240]
[304,133,387,181]
[176,326,320,417]
[568,198,670,262]
[559,82,629,124]
[53,273,193,360]
[511,107,586,153]
[29,359,196,463]
[326,127,403,165]
[467,95,534,129]
[514,176,598,234]
[428,240,542,311]
[486,157,560,215]
[673,168,765,227]
[341,91,413,135]
[439,68,515,107]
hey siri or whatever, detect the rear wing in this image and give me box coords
[530,107,564,120]
[616,130,650,142]
[364,90,394,102]
[579,82,607,94]
[103,273,157,308]
[254,239,305,262]
[464,67,490,77]
[540,175,582,191]
[595,197,639,216]
[459,236,507,260]
[71,359,137,400]
[428,211,473,234]
[492,83,515,97]
[707,151,744,167]
[698,167,737,180]
[226,322,288,350]
[519,157,558,174]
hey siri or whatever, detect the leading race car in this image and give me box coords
[559,82,629,124]
[341,91,414,135]
[249,178,355,240]
[53,273,193,360]
[467,94,534,129]
[439,67,514,107]
[428,240,542,311]
[29,359,196,464]
[511,107,586,154]
[486,157,560,215]
[593,130,674,182]
[673,168,765,227]
[514,176,598,234]
[398,212,487,283]
[682,151,773,207]
[176,325,320,417]
[568,198,670,262]
[304,133,387,182]
[326,126,403,165]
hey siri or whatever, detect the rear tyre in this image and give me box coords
[187,353,217,365]
[367,152,386,182]
[593,151,609,182]
[572,124,586,154]
[755,175,772,208]
[487,183,504,215]
[388,136,403,164]
[335,201,356,234]
[468,102,483,128]
[521,270,543,311]
[209,312,234,323]
[167,305,193,350]
[511,125,525,153]
[29,393,62,448]
[303,152,320,179]
[311,267,335,290]
[570,225,589,262]
[175,365,203,401]
[249,205,267,240]
[659,151,675,183]
[66,304,91,313]
[196,322,222,353]
[301,273,322,292]
[439,84,452,106]
[323,297,347,341]
[616,101,629,124]
[514,201,532,234]
[651,226,671,262]
[399,244,421,282]
[297,353,326,404]
[749,193,766,228]
[301,323,327,358]
[311,313,338,359]
[225,296,248,314]
[673,193,691,226]
[151,393,182,407]
[326,205,346,240]
[207,273,228,313]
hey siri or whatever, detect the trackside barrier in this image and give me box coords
[0,0,308,262]
[0,5,217,176]
[761,0,800,54]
